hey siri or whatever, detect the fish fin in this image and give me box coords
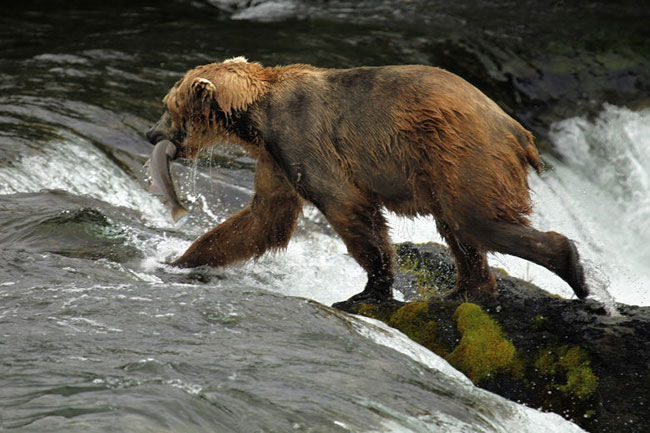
[171,205,189,222]
[144,158,151,168]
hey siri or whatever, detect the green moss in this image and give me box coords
[530,315,549,331]
[560,346,589,369]
[348,297,600,427]
[350,303,393,323]
[350,301,447,355]
[388,302,448,356]
[356,303,379,318]
[445,303,520,383]
[534,345,598,400]
[561,364,599,400]
[535,348,558,376]
[396,254,416,273]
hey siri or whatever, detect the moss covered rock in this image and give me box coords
[535,345,598,400]
[388,302,449,356]
[336,242,650,433]
[446,303,521,383]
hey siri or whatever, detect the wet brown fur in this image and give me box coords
[147,58,588,302]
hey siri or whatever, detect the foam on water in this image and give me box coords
[0,130,172,229]
[351,314,471,382]
[237,231,367,305]
[137,229,367,306]
[364,401,586,433]
[539,104,650,305]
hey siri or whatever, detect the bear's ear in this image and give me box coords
[188,77,218,124]
[211,68,267,116]
[190,77,217,102]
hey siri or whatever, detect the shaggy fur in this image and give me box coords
[146,57,588,302]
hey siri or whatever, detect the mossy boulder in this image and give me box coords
[388,302,441,353]
[338,242,650,433]
[394,242,457,299]
[534,345,598,400]
[446,303,521,383]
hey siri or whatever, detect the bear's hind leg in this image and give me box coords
[481,222,588,299]
[438,222,497,298]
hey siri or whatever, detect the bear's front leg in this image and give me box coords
[173,154,303,268]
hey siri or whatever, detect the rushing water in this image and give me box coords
[1,1,647,432]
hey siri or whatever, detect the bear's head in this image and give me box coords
[146,57,269,159]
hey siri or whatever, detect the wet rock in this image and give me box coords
[336,242,650,433]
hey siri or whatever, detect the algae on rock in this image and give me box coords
[446,303,521,383]
[534,345,599,401]
[339,242,650,433]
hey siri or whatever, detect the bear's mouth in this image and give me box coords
[169,132,188,159]
[171,142,190,160]
[155,136,185,160]
[145,129,168,146]
[145,125,186,160]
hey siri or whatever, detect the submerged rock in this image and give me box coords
[337,242,650,433]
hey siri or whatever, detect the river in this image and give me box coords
[1,1,648,432]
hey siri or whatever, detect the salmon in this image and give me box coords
[146,140,188,222]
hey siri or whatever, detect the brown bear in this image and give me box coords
[146,56,588,305]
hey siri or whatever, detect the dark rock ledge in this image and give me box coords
[336,242,650,433]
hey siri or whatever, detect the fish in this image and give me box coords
[146,139,189,222]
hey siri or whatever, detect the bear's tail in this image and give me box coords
[518,128,542,174]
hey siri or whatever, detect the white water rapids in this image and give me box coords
[2,103,647,432]
[1,104,647,307]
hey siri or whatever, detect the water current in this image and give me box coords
[1,1,647,432]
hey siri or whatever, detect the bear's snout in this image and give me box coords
[145,126,167,145]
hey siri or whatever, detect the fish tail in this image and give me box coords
[171,205,189,222]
